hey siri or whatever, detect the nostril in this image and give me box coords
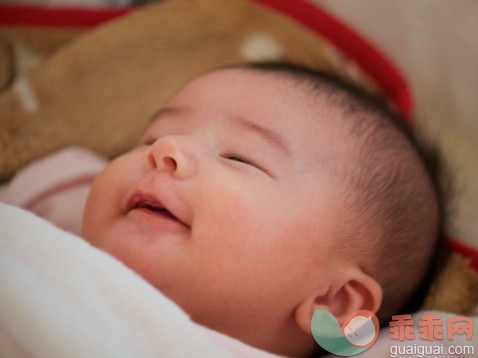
[163,156,177,171]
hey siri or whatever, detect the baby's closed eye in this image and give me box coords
[221,152,269,175]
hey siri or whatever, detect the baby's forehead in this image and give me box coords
[162,68,356,155]
[171,68,345,126]
[170,68,347,122]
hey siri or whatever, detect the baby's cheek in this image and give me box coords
[82,161,129,240]
[81,186,102,239]
[207,193,268,238]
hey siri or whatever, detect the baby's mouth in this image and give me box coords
[128,194,183,224]
[138,201,176,220]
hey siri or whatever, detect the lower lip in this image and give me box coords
[127,208,188,232]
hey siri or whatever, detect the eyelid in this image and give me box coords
[222,152,273,178]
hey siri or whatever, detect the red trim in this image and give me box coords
[450,239,478,273]
[253,0,413,120]
[0,5,130,28]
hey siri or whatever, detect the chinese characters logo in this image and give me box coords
[389,314,473,341]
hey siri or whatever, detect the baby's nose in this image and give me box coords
[144,136,197,179]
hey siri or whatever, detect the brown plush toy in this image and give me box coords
[0,0,375,183]
[0,0,476,316]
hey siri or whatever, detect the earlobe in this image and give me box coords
[294,271,382,334]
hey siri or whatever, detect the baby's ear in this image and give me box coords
[295,269,382,334]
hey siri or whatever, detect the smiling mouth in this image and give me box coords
[128,194,181,223]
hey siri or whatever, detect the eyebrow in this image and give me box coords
[232,116,290,156]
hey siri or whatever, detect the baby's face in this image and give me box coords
[83,69,343,350]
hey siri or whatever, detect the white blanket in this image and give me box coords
[0,203,240,358]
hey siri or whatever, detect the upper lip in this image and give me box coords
[127,191,189,228]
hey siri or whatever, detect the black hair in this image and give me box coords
[234,61,451,325]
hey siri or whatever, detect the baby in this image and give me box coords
[1,62,446,357]
[80,62,445,357]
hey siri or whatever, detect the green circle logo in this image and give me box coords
[311,309,379,356]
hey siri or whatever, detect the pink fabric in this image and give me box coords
[1,147,106,236]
